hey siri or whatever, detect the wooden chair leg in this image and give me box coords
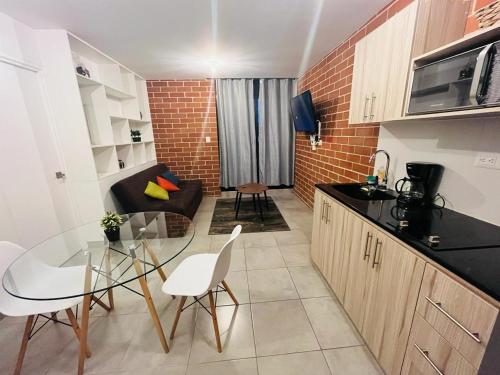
[221,280,239,305]
[65,308,91,358]
[208,291,222,353]
[170,296,187,339]
[132,259,170,353]
[91,295,112,312]
[14,315,34,375]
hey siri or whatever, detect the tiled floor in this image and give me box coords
[0,189,383,375]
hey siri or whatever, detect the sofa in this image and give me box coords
[111,164,203,219]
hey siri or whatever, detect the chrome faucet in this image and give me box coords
[369,150,390,189]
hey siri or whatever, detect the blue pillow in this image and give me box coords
[160,171,180,185]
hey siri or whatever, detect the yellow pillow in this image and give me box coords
[144,181,169,200]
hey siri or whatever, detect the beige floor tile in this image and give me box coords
[244,246,285,270]
[187,358,258,375]
[210,234,244,251]
[288,266,331,298]
[0,319,74,375]
[273,229,310,246]
[278,244,312,266]
[229,248,246,271]
[302,297,362,349]
[257,351,331,375]
[119,303,196,369]
[247,268,298,303]
[47,314,138,374]
[241,232,277,248]
[323,346,383,375]
[252,300,319,356]
[189,304,255,364]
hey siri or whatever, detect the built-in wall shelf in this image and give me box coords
[69,32,156,181]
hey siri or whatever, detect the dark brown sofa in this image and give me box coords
[111,164,203,219]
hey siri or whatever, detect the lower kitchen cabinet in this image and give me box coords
[310,188,500,375]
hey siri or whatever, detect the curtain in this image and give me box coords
[216,79,257,188]
[258,79,297,186]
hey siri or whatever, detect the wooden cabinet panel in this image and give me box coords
[349,37,369,124]
[416,264,498,369]
[412,0,471,57]
[342,213,375,329]
[402,314,477,375]
[361,232,425,375]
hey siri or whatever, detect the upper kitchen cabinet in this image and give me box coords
[349,1,418,124]
[412,0,471,58]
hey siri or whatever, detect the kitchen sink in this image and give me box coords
[332,183,396,201]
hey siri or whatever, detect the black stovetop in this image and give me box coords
[316,183,500,301]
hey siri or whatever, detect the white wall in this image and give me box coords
[377,117,500,225]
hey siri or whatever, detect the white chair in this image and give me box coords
[0,241,91,375]
[162,225,242,352]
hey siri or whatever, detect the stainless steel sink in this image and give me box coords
[332,184,396,201]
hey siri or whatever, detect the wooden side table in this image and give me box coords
[234,183,269,221]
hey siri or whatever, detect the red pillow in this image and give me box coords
[156,176,180,192]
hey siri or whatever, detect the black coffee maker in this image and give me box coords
[395,162,443,208]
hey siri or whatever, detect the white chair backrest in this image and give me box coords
[0,241,27,278]
[209,225,242,289]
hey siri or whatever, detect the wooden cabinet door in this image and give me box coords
[382,1,418,121]
[311,189,325,268]
[324,199,348,300]
[361,232,425,375]
[342,213,375,328]
[349,37,369,124]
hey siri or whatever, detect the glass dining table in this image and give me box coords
[2,211,194,375]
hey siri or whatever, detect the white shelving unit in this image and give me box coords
[69,34,156,177]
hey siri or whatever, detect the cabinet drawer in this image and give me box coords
[416,265,498,369]
[402,314,476,375]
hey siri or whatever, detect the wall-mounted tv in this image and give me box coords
[291,90,316,133]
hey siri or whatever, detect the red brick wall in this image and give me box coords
[294,0,414,208]
[147,79,221,196]
[465,0,499,33]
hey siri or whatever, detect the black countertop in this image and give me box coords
[316,183,500,302]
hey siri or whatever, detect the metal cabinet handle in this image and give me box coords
[363,96,370,120]
[425,296,481,343]
[363,232,373,260]
[414,344,444,375]
[325,204,331,224]
[369,94,376,119]
[372,238,382,268]
[321,201,326,222]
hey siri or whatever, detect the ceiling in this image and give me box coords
[0,0,392,79]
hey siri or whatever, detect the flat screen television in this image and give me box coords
[291,90,316,133]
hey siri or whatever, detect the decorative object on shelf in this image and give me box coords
[118,159,125,169]
[100,211,123,242]
[76,64,91,78]
[131,129,142,142]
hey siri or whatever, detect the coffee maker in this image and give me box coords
[395,162,443,208]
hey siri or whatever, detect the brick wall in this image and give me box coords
[147,79,221,196]
[294,0,414,208]
[465,0,499,33]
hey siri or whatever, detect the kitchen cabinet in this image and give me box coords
[311,187,499,375]
[311,190,349,299]
[349,1,418,124]
[411,0,471,58]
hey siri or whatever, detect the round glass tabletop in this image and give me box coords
[2,212,194,301]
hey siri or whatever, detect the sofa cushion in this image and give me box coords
[144,181,169,200]
[156,176,180,192]
[160,170,180,185]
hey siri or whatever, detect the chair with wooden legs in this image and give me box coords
[161,225,242,353]
[0,241,93,375]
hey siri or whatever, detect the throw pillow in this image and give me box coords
[144,181,169,200]
[160,171,180,185]
[157,176,180,192]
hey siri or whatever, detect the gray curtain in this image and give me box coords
[258,79,297,186]
[216,79,257,188]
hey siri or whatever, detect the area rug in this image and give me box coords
[208,197,290,234]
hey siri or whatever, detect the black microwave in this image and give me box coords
[407,42,500,115]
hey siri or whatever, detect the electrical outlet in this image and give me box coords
[205,136,211,143]
[475,153,499,169]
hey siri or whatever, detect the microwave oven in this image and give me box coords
[407,41,500,115]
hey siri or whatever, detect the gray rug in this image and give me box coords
[208,197,290,234]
